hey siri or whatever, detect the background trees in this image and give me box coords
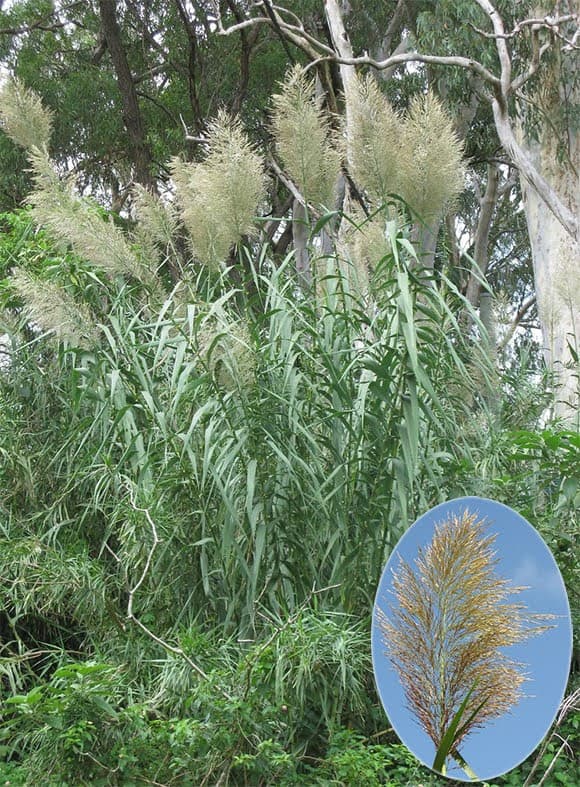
[0,1,578,784]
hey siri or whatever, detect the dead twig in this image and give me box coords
[124,482,233,702]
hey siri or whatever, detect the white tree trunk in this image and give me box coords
[292,199,312,289]
[520,122,579,422]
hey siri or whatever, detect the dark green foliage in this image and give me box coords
[0,0,291,205]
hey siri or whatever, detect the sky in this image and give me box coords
[371,496,573,782]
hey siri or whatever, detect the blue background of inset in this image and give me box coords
[371,496,573,782]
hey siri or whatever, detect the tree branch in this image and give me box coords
[0,1,85,35]
[0,20,68,35]
[466,162,500,308]
[468,14,577,45]
[380,0,409,57]
[213,0,335,59]
[472,0,511,95]
[97,0,156,191]
[490,96,577,240]
[267,158,308,209]
[125,485,232,702]
[306,49,500,91]
[262,0,296,63]
[498,295,536,351]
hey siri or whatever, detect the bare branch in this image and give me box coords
[305,50,500,92]
[380,0,409,57]
[125,496,160,621]
[125,485,232,702]
[267,157,308,209]
[472,0,512,96]
[216,14,269,35]
[262,0,296,63]
[214,0,335,59]
[0,1,85,35]
[498,295,536,351]
[468,14,577,41]
[466,162,500,308]
[0,20,68,35]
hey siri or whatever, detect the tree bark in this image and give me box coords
[518,4,579,422]
[520,129,579,421]
[491,96,577,242]
[324,0,356,159]
[98,0,156,192]
[465,162,500,309]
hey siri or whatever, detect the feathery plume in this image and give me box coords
[10,269,98,349]
[171,111,265,271]
[0,81,154,286]
[28,180,153,285]
[397,92,465,222]
[345,207,397,283]
[271,65,342,208]
[378,509,554,773]
[133,185,178,248]
[342,209,385,298]
[349,75,402,204]
[132,185,178,264]
[0,78,53,151]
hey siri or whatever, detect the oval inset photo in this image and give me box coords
[371,497,573,782]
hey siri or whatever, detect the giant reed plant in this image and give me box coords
[0,73,507,782]
[271,65,342,210]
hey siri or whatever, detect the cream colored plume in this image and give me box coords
[348,75,402,204]
[0,80,155,286]
[132,185,178,265]
[0,79,53,151]
[271,65,342,209]
[342,208,390,297]
[28,179,152,285]
[11,270,98,349]
[197,313,255,392]
[398,92,465,221]
[171,111,265,271]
